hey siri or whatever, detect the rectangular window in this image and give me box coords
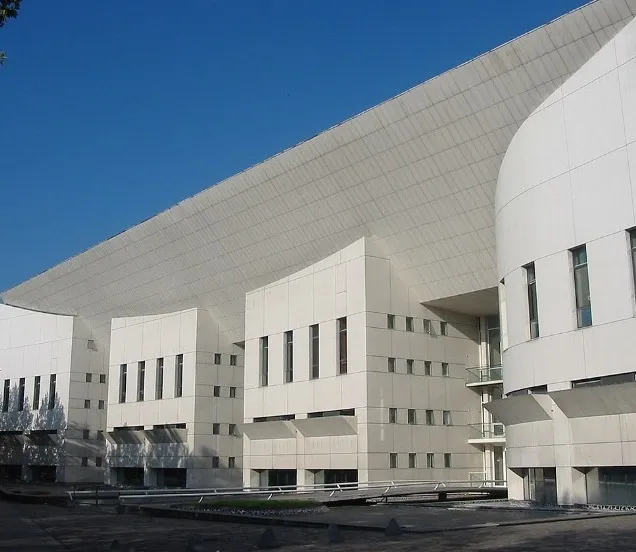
[214,353,221,365]
[424,361,431,376]
[84,399,90,409]
[137,361,145,402]
[81,457,88,467]
[443,410,451,425]
[85,373,92,383]
[310,324,319,379]
[406,359,414,374]
[97,430,104,441]
[408,408,416,424]
[572,245,592,328]
[260,337,269,386]
[99,374,106,384]
[212,456,220,468]
[338,317,348,374]
[526,263,539,339]
[406,316,414,332]
[423,319,431,334]
[212,423,220,434]
[156,358,164,400]
[33,376,41,410]
[284,330,294,383]
[387,314,395,329]
[175,354,183,398]
[409,453,417,468]
[17,378,25,411]
[229,386,237,398]
[228,456,236,468]
[389,407,397,423]
[426,409,435,425]
[631,230,636,296]
[98,400,105,410]
[213,385,220,397]
[229,423,237,436]
[427,453,435,468]
[83,429,90,440]
[48,374,56,410]
[95,457,103,468]
[230,354,237,366]
[119,364,127,403]
[444,453,452,468]
[388,357,396,373]
[440,321,447,336]
[390,453,398,469]
[442,362,449,377]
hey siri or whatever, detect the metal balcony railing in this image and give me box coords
[466,365,503,386]
[468,422,506,440]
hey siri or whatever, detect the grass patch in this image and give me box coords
[192,498,319,510]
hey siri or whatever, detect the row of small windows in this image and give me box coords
[2,375,58,412]
[388,358,450,377]
[85,373,107,383]
[119,355,238,403]
[81,457,103,468]
[212,423,239,436]
[389,452,452,469]
[387,315,447,336]
[518,234,636,340]
[260,318,346,387]
[389,408,452,426]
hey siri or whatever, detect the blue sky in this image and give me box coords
[0,0,588,291]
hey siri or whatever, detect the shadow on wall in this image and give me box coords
[0,384,68,482]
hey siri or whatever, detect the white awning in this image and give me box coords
[292,416,357,437]
[240,421,296,440]
[485,395,552,425]
[550,382,636,418]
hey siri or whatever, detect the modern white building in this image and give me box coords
[1,0,636,505]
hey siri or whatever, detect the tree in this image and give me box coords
[0,0,21,66]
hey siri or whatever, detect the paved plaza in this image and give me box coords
[2,500,636,551]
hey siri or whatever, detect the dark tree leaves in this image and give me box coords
[0,0,22,66]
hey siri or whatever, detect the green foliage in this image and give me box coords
[0,0,21,66]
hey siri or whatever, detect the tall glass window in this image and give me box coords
[260,337,269,386]
[486,315,501,367]
[310,324,319,379]
[338,317,347,375]
[630,230,636,295]
[17,378,25,411]
[175,354,183,397]
[572,246,592,328]
[33,376,41,410]
[156,358,164,400]
[284,330,293,383]
[48,374,56,410]
[137,361,145,402]
[525,263,539,339]
[2,380,9,412]
[119,364,127,403]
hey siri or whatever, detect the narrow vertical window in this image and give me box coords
[119,364,127,404]
[2,380,9,412]
[442,362,449,377]
[406,316,414,332]
[389,407,397,423]
[444,453,452,468]
[390,453,398,468]
[310,324,319,379]
[213,385,220,397]
[260,337,269,386]
[525,263,539,339]
[230,354,237,366]
[33,376,41,410]
[387,314,395,329]
[443,410,451,426]
[214,353,221,365]
[572,245,592,328]
[284,330,294,383]
[630,230,636,295]
[85,373,92,382]
[338,317,347,375]
[440,321,447,336]
[427,453,435,468]
[409,453,417,468]
[424,361,432,376]
[388,357,396,373]
[229,386,237,398]
[17,378,25,411]
[423,319,431,334]
[426,409,435,425]
[175,354,183,397]
[137,361,145,402]
[408,409,416,424]
[406,359,414,374]
[48,374,56,410]
[156,358,164,400]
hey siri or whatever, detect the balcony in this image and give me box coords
[467,422,506,444]
[466,365,503,387]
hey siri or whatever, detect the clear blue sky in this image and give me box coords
[0,0,588,291]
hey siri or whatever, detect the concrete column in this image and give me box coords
[244,468,259,488]
[507,468,525,501]
[144,467,157,488]
[556,466,587,505]
[21,464,32,482]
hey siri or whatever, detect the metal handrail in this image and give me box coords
[466,365,503,384]
[468,422,506,439]
[67,478,506,504]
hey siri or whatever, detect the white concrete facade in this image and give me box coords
[0,304,107,483]
[492,16,636,505]
[0,0,635,500]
